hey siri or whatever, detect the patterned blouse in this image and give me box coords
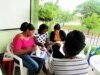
[34,31,48,44]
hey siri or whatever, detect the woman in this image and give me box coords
[50,24,66,43]
[34,23,51,74]
[12,22,44,75]
[48,30,89,75]
[34,23,50,50]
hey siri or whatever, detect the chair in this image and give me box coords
[90,55,100,75]
[6,42,28,75]
[85,45,92,59]
[0,53,4,75]
[87,46,100,64]
[0,68,3,75]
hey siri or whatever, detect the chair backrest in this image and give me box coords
[6,42,25,75]
[4,42,14,58]
[86,45,92,58]
[90,47,100,55]
[6,42,13,54]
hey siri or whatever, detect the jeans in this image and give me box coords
[19,54,45,75]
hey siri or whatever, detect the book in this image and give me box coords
[30,46,47,58]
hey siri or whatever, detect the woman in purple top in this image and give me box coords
[12,22,44,75]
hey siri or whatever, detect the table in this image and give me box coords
[90,55,100,75]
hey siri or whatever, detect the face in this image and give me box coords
[27,29,35,36]
[54,29,60,34]
[42,28,48,34]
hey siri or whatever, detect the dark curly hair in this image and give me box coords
[54,24,61,30]
[20,22,35,31]
[63,30,86,58]
[38,23,48,34]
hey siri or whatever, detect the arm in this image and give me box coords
[13,47,35,56]
[34,36,44,47]
[46,38,50,45]
[45,37,53,47]
[34,32,44,47]
[60,30,67,41]
[50,32,55,42]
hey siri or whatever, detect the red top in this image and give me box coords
[13,35,35,51]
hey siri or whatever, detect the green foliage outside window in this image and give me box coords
[38,2,60,21]
[76,0,100,17]
[82,13,100,34]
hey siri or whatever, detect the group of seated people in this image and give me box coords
[12,22,89,75]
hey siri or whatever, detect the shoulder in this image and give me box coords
[34,31,39,36]
[13,33,24,41]
[51,31,54,33]
[53,57,88,63]
[60,30,65,33]
[50,31,54,35]
[76,57,88,63]
[44,32,48,35]
[14,34,22,39]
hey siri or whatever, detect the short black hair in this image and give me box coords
[20,22,35,31]
[63,30,86,58]
[54,24,61,30]
[38,23,48,34]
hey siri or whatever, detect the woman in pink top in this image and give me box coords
[13,22,44,75]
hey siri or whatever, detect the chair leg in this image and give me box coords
[19,64,24,75]
[13,64,15,75]
[13,62,28,75]
[23,67,28,75]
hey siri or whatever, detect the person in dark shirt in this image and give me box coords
[50,24,66,43]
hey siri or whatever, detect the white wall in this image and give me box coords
[0,0,30,30]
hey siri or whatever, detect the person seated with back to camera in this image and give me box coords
[47,30,89,75]
[50,23,67,45]
[12,22,45,75]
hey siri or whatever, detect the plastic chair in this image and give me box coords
[86,45,92,59]
[90,55,100,75]
[6,42,28,75]
[0,68,3,75]
[0,53,4,75]
[87,46,100,64]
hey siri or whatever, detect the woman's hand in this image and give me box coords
[41,47,47,51]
